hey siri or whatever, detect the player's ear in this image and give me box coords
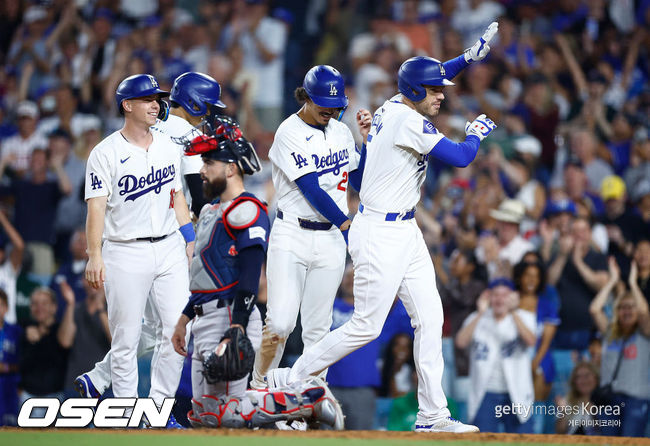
[122,99,132,113]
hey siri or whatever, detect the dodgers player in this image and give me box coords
[84,74,194,419]
[169,120,343,430]
[75,73,225,409]
[270,24,500,433]
[251,65,371,389]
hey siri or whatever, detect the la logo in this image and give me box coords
[439,64,446,76]
[148,75,159,88]
[329,84,338,96]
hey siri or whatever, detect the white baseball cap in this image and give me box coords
[514,136,542,157]
[489,199,526,224]
[24,6,48,24]
[16,100,39,119]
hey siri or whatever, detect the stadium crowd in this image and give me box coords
[0,0,649,436]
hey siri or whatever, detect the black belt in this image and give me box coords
[277,210,333,231]
[136,233,171,243]
[193,299,231,316]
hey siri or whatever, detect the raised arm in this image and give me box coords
[628,261,650,336]
[589,256,619,335]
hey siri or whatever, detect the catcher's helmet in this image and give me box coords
[115,74,169,117]
[170,72,226,117]
[303,65,349,109]
[398,56,454,102]
[184,115,261,175]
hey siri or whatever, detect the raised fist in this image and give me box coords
[465,114,497,141]
[464,22,498,63]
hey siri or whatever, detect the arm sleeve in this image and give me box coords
[428,135,481,167]
[185,173,208,217]
[231,246,266,327]
[442,54,470,79]
[295,172,348,227]
[348,143,366,192]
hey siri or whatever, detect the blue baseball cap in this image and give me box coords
[544,199,577,218]
[488,277,515,290]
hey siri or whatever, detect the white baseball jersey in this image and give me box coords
[151,114,204,210]
[269,114,359,221]
[84,130,183,241]
[361,95,445,211]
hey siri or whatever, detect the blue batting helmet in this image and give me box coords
[115,74,169,114]
[170,72,226,117]
[398,57,454,102]
[303,65,349,109]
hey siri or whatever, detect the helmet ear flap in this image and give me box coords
[158,99,169,121]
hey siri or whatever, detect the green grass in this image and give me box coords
[0,430,571,446]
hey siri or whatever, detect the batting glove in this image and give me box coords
[464,22,498,63]
[465,114,497,141]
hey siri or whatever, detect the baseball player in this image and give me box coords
[75,73,226,408]
[268,24,500,433]
[250,65,372,389]
[84,74,194,424]
[169,118,344,429]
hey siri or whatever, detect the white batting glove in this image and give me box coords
[465,114,497,141]
[464,22,498,63]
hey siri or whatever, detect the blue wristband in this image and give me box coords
[179,222,195,243]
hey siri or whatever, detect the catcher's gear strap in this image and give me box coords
[222,195,268,239]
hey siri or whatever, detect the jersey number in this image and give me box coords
[337,172,348,191]
[169,188,175,209]
[89,173,103,190]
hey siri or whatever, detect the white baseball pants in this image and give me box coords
[252,216,346,387]
[288,212,451,424]
[191,300,262,399]
[102,232,189,406]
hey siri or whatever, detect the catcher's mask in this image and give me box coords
[181,115,262,175]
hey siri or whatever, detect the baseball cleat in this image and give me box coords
[165,414,185,429]
[74,374,101,398]
[415,417,479,433]
[265,367,291,390]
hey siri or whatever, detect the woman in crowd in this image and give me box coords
[555,361,600,435]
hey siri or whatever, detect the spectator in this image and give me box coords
[379,333,414,399]
[555,361,600,435]
[18,287,74,412]
[327,265,379,430]
[222,0,288,131]
[0,209,24,325]
[0,147,72,277]
[568,130,615,195]
[50,228,88,320]
[63,277,110,396]
[632,239,650,304]
[539,198,577,263]
[513,259,559,434]
[0,289,20,426]
[589,257,650,437]
[49,129,86,262]
[477,199,534,278]
[599,175,646,272]
[438,248,487,422]
[0,101,47,176]
[456,278,537,433]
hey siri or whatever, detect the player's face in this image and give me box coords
[200,158,228,199]
[306,101,343,126]
[125,94,160,126]
[414,86,445,119]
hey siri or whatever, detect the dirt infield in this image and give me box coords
[5,428,648,445]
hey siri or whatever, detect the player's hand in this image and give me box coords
[464,22,498,63]
[465,114,496,141]
[186,241,195,268]
[172,315,190,356]
[356,109,372,143]
[85,255,105,290]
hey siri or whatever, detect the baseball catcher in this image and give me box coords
[171,115,344,429]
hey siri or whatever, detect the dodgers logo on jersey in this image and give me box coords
[118,164,176,201]
[312,148,349,176]
[423,119,437,135]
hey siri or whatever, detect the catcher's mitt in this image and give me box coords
[202,327,255,383]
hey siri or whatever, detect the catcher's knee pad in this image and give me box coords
[187,398,204,428]
[195,395,255,429]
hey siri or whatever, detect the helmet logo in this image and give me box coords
[148,75,159,88]
[439,64,446,76]
[329,84,338,96]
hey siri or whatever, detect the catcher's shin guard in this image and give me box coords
[192,378,344,430]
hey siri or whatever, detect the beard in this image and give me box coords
[202,176,227,200]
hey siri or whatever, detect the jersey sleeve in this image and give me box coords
[346,129,361,172]
[268,126,316,182]
[85,147,111,200]
[394,113,445,155]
